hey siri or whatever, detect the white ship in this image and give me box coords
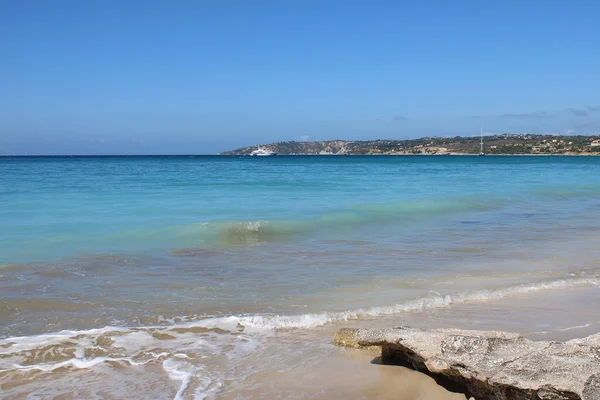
[250,147,276,156]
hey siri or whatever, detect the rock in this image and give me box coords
[334,327,600,400]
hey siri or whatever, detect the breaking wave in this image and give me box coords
[236,276,600,329]
[193,197,497,248]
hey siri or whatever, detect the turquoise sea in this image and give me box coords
[1,155,600,398]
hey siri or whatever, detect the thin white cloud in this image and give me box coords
[567,108,588,116]
[499,111,550,119]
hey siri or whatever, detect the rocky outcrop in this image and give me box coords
[334,327,600,400]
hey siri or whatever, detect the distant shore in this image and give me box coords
[222,134,600,156]
[224,152,600,156]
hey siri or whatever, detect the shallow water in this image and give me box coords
[1,155,599,398]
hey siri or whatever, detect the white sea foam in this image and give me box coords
[244,221,263,232]
[234,277,600,330]
[163,358,216,400]
[1,277,597,354]
[533,323,593,335]
[557,323,592,332]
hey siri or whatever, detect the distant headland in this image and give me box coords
[222,134,600,156]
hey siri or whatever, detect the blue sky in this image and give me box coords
[1,0,599,154]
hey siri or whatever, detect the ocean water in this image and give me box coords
[1,155,600,398]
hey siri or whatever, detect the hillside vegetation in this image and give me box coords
[222,134,600,155]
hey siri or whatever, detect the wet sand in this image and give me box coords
[222,348,466,400]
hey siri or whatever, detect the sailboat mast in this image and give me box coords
[480,126,483,154]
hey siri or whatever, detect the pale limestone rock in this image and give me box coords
[334,327,600,400]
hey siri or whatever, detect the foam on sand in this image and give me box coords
[1,276,598,399]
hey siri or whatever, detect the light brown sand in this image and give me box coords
[221,346,465,400]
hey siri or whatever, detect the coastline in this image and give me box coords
[222,135,600,156]
[220,284,600,399]
[232,153,600,156]
[2,277,599,398]
[325,283,600,399]
[2,153,600,158]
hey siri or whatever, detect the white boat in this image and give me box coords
[250,147,276,156]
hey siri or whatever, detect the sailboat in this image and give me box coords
[479,127,485,156]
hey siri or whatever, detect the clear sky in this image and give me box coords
[1,0,599,154]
